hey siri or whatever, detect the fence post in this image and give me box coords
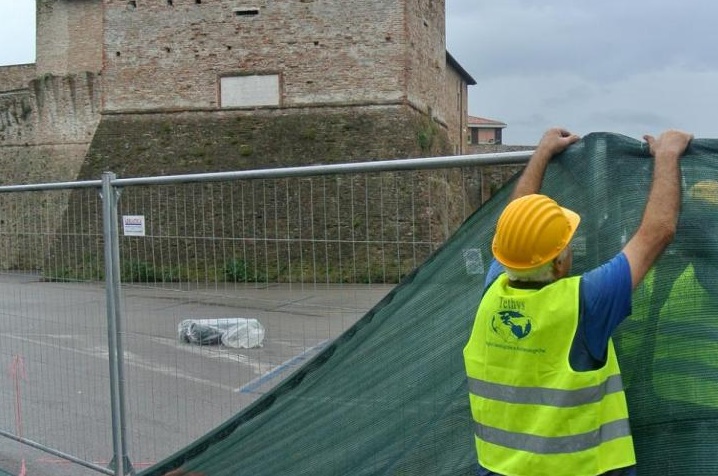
[102,172,134,476]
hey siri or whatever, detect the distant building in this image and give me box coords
[464,115,534,204]
[467,115,507,145]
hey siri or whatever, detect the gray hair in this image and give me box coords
[503,247,570,283]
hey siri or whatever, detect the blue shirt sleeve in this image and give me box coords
[484,259,503,291]
[576,252,633,364]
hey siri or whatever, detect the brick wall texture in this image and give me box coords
[101,0,437,111]
[36,0,104,75]
[444,65,468,155]
[0,64,36,91]
[0,71,102,270]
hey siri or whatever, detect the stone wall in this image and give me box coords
[0,72,102,270]
[84,104,450,175]
[36,0,104,76]
[0,72,101,150]
[0,64,36,91]
[405,0,446,121]
[101,0,412,111]
[45,104,463,282]
[444,64,468,155]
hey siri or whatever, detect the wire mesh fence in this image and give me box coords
[0,186,114,474]
[0,154,529,475]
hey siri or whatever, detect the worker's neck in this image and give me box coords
[508,279,554,289]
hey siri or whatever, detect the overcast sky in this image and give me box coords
[446,0,718,144]
[2,1,717,144]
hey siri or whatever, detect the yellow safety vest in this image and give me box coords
[647,265,718,407]
[463,274,635,476]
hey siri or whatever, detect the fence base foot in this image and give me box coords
[108,455,135,476]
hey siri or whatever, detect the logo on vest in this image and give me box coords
[491,310,533,343]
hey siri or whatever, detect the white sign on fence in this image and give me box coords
[122,215,146,236]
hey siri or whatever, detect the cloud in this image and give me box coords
[448,0,718,81]
[471,68,718,144]
[447,0,718,143]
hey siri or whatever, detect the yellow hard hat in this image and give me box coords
[688,180,718,206]
[492,194,581,270]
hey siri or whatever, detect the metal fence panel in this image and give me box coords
[0,152,531,475]
[0,187,114,475]
[112,169,476,466]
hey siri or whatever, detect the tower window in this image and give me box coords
[234,8,259,16]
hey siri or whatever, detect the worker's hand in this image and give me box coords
[643,129,693,159]
[536,127,581,157]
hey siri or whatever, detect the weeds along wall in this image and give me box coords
[42,105,471,284]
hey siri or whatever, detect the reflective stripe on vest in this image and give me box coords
[467,373,625,407]
[474,418,632,454]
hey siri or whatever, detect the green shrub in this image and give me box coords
[223,258,269,282]
[224,258,249,282]
[121,260,179,283]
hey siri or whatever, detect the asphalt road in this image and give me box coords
[0,274,392,476]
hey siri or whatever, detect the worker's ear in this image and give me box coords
[552,256,566,279]
[550,258,560,277]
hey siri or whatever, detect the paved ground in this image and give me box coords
[0,274,393,475]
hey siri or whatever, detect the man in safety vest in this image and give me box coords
[638,179,718,406]
[463,127,693,476]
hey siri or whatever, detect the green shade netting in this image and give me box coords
[142,132,718,476]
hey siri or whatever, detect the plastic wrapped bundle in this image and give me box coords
[178,318,265,348]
